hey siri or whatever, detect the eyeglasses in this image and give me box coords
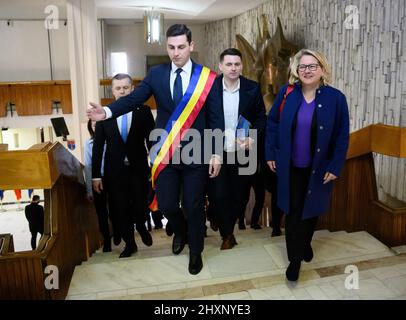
[298,64,319,72]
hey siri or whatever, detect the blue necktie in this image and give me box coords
[121,113,128,143]
[173,68,183,108]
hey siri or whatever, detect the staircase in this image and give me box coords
[66,226,406,300]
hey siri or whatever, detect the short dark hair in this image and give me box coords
[87,119,94,139]
[220,48,242,62]
[112,73,132,84]
[32,195,40,202]
[166,24,192,43]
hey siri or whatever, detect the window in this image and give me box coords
[110,52,128,76]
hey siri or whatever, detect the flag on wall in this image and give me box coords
[0,190,4,200]
[67,139,76,150]
[28,189,34,198]
[14,189,21,201]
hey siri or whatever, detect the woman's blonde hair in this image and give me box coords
[288,49,332,86]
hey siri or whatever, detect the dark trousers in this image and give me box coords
[267,169,284,229]
[208,154,251,238]
[249,164,267,226]
[156,164,207,254]
[93,187,111,242]
[30,231,43,250]
[285,166,318,262]
[107,166,149,249]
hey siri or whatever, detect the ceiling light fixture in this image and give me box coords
[143,8,164,44]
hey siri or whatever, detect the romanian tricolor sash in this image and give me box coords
[149,64,217,211]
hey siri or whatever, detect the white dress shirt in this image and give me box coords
[170,59,192,98]
[116,112,132,138]
[117,112,132,163]
[92,111,132,182]
[222,78,240,152]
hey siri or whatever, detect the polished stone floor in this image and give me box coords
[67,225,406,300]
[1,204,405,300]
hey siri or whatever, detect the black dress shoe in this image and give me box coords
[119,245,137,258]
[209,219,218,232]
[138,229,153,246]
[238,221,246,230]
[165,222,174,236]
[113,233,122,246]
[220,234,238,250]
[102,242,112,253]
[303,245,314,262]
[271,228,282,237]
[250,224,262,230]
[154,220,163,229]
[172,234,186,255]
[188,253,203,275]
[286,261,301,281]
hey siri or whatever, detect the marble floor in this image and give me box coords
[0,203,33,252]
[66,224,406,300]
[1,204,405,300]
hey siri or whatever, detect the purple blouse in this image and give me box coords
[291,98,316,167]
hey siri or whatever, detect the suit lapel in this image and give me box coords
[284,86,303,131]
[127,111,136,144]
[238,76,248,116]
[111,118,122,142]
[218,75,225,131]
[162,63,172,110]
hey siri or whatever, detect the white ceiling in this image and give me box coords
[0,0,269,23]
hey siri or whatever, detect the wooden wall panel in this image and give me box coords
[9,85,52,115]
[100,79,157,110]
[59,84,73,114]
[45,176,100,299]
[0,258,46,300]
[0,86,9,117]
[317,153,406,247]
[0,81,73,116]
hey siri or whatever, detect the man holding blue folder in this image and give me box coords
[208,48,266,250]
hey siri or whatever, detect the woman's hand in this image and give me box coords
[323,172,337,184]
[267,160,276,172]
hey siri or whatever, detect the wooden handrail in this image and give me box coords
[347,124,406,159]
[0,234,14,256]
[0,79,146,86]
[0,80,71,86]
[0,142,100,299]
[317,124,406,247]
[0,78,155,116]
[0,142,83,190]
[100,78,144,85]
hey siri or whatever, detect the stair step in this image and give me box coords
[67,229,397,300]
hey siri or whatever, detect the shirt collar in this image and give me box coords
[171,59,192,75]
[222,77,240,93]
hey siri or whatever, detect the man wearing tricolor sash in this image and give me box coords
[87,24,222,275]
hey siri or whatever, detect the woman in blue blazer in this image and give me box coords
[265,49,350,281]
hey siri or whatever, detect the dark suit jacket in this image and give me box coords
[25,203,44,233]
[92,105,155,181]
[106,61,222,163]
[212,74,267,152]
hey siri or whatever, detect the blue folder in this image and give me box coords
[235,115,251,140]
